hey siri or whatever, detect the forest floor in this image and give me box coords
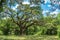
[0,35,59,40]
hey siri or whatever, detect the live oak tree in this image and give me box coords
[2,0,44,35]
[0,0,59,35]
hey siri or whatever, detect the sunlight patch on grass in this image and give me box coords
[0,35,58,40]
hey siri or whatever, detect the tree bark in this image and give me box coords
[20,26,26,35]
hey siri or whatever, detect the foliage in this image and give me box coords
[0,0,60,36]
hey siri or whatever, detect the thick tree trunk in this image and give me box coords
[20,26,26,35]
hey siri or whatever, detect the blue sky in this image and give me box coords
[41,0,60,15]
[11,0,60,16]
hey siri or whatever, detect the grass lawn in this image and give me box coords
[0,35,59,40]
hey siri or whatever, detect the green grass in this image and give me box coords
[0,35,59,40]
